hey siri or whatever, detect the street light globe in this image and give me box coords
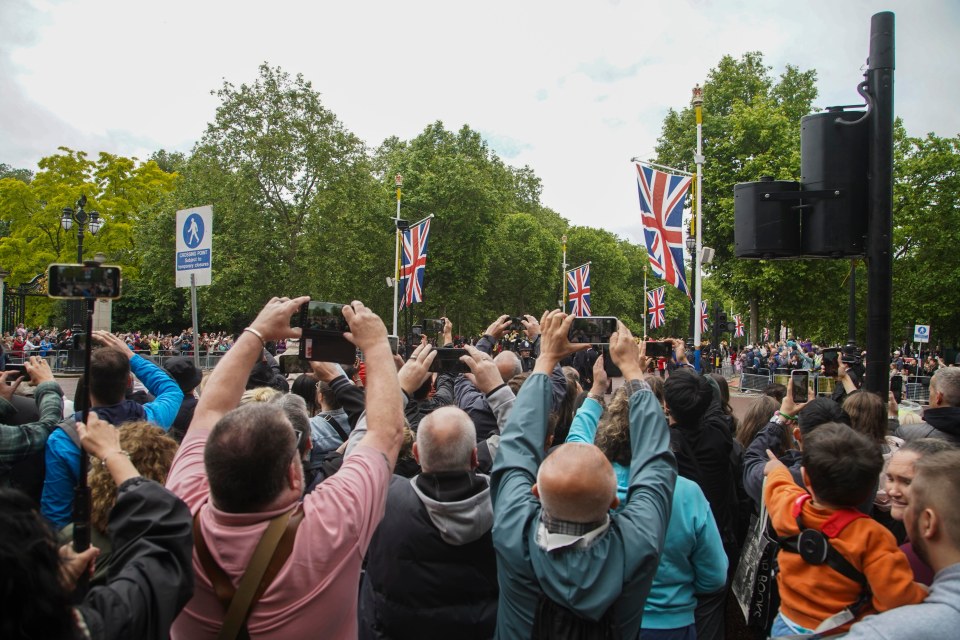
[61,208,74,231]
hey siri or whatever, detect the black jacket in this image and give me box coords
[896,406,960,445]
[359,472,497,640]
[78,478,194,639]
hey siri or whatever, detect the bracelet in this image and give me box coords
[243,327,266,347]
[778,411,797,422]
[101,450,130,466]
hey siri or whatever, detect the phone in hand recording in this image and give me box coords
[568,317,618,344]
[644,341,673,358]
[821,348,839,377]
[890,374,903,404]
[600,345,622,379]
[428,347,470,374]
[790,370,809,404]
[4,364,30,382]
[47,264,122,299]
[422,318,444,334]
[294,301,356,364]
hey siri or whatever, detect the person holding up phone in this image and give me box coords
[0,356,64,488]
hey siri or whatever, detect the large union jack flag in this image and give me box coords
[734,314,745,338]
[567,264,591,317]
[399,218,431,309]
[700,300,710,334]
[636,164,692,297]
[647,286,666,329]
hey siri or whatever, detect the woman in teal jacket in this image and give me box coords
[567,358,728,640]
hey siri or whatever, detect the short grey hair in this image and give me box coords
[416,407,476,473]
[272,393,311,453]
[494,350,522,379]
[933,367,960,407]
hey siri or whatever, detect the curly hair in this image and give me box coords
[594,386,632,467]
[0,489,76,639]
[89,422,178,532]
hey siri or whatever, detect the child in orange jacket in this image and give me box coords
[763,422,927,636]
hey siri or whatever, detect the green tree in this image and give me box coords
[653,52,848,344]
[0,148,176,326]
[485,213,562,315]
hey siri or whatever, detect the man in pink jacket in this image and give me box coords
[166,297,405,639]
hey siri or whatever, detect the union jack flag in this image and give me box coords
[734,314,744,338]
[647,286,666,329]
[763,327,770,342]
[399,218,431,309]
[700,300,710,334]
[567,264,591,317]
[636,164,692,297]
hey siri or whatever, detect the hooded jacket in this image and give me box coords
[491,374,676,639]
[359,471,497,640]
[895,406,960,445]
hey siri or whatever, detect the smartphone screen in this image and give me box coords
[297,302,349,332]
[791,370,809,403]
[422,319,444,333]
[428,347,470,374]
[890,374,903,403]
[821,348,839,377]
[47,264,122,299]
[645,341,673,358]
[568,317,618,344]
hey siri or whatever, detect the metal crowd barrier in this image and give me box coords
[5,350,229,373]
[904,376,931,403]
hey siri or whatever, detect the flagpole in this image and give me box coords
[692,83,704,372]
[561,234,568,311]
[630,158,695,177]
[391,174,403,337]
[643,266,648,340]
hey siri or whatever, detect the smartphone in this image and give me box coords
[791,370,809,403]
[821,348,839,377]
[278,355,312,375]
[428,347,471,374]
[568,317,618,344]
[595,346,622,379]
[4,364,29,382]
[295,301,349,332]
[47,264,122,299]
[421,318,444,334]
[645,341,673,358]
[387,335,399,356]
[509,316,524,332]
[295,302,355,364]
[411,325,423,339]
[890,374,903,404]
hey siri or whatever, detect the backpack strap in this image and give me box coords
[320,414,349,443]
[193,504,305,640]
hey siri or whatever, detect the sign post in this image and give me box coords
[176,206,213,369]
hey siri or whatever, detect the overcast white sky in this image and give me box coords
[2,0,957,243]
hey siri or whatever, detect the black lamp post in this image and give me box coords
[60,195,103,368]
[686,233,697,347]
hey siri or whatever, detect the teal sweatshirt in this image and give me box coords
[567,398,728,630]
[491,375,676,639]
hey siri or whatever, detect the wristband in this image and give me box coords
[243,327,266,347]
[778,411,797,422]
[101,449,131,466]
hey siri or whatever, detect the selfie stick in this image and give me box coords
[71,279,97,597]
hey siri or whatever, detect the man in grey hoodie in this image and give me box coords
[358,405,498,640]
[844,448,960,639]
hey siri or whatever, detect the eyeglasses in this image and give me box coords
[294,429,306,448]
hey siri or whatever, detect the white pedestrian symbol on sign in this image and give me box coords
[184,213,204,248]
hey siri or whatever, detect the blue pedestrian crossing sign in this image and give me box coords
[914,324,930,343]
[176,206,213,287]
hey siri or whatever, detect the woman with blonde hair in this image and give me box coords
[59,421,178,585]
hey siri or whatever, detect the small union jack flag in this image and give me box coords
[647,286,666,329]
[700,300,710,334]
[636,164,692,297]
[763,327,770,342]
[734,314,744,338]
[399,218,431,309]
[567,264,591,317]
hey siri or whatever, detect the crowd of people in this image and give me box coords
[1,324,236,362]
[1,299,959,639]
